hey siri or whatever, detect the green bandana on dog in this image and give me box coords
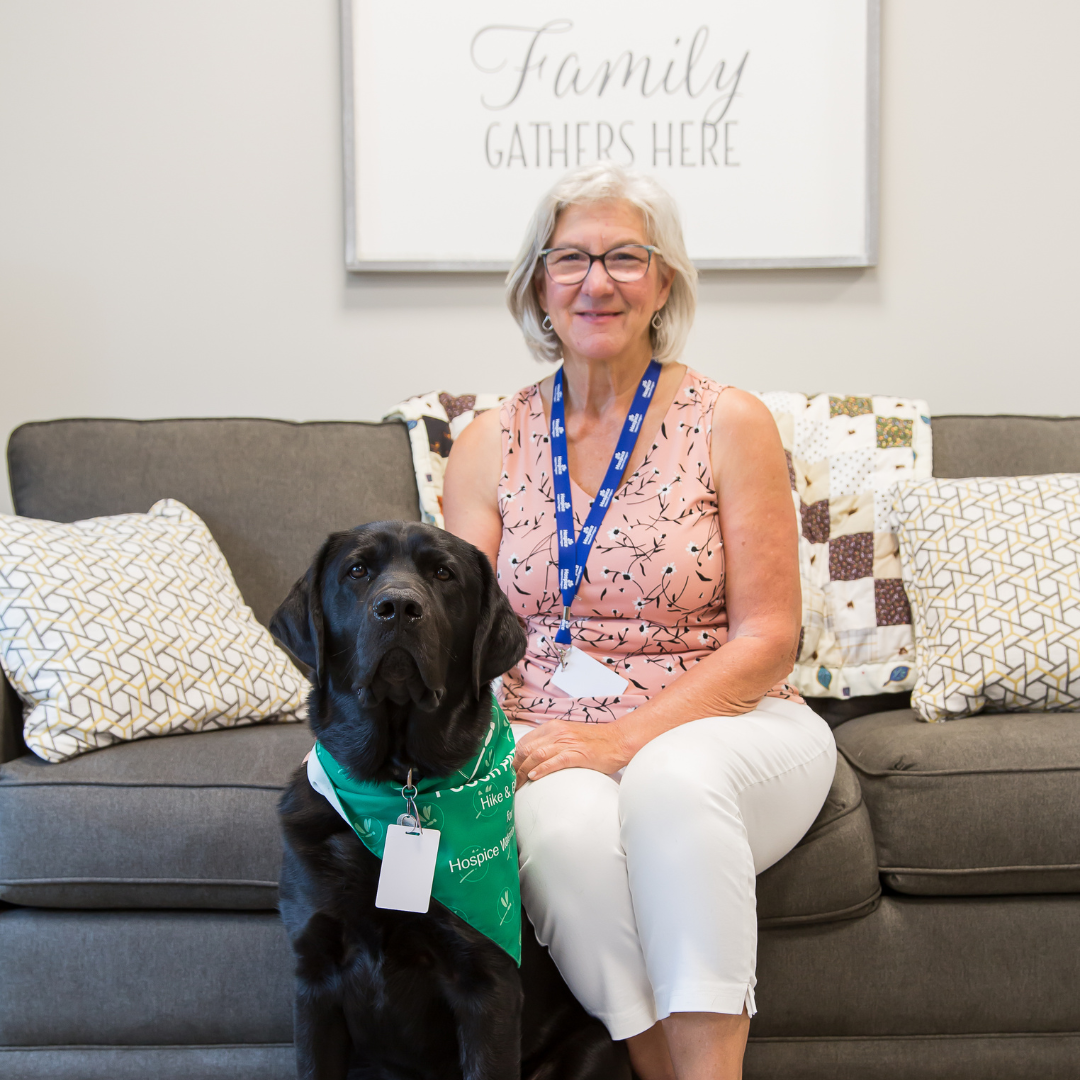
[308,701,521,965]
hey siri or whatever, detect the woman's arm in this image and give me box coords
[442,407,504,569]
[514,389,802,783]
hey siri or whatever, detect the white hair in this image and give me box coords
[505,164,698,365]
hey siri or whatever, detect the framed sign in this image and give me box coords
[342,0,879,271]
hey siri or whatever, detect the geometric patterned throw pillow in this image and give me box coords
[0,499,307,762]
[758,392,933,700]
[893,475,1080,721]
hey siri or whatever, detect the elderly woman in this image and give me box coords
[443,164,835,1080]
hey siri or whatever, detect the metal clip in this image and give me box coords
[558,606,572,670]
[399,767,422,833]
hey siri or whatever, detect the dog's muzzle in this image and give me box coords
[357,646,443,709]
[355,586,447,710]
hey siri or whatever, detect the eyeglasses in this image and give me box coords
[538,244,658,286]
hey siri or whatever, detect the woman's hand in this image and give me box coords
[514,720,633,785]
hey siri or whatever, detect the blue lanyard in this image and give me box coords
[550,358,662,654]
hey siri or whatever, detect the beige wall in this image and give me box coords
[1,1,1078,515]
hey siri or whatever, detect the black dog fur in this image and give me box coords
[271,521,631,1080]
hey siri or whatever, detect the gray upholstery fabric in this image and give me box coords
[932,415,1080,478]
[753,895,1080,1037]
[14,1038,1080,1080]
[0,908,293,1045]
[835,710,1080,894]
[744,1033,1080,1080]
[5,1037,1078,1080]
[0,1045,293,1080]
[756,755,880,926]
[0,723,312,909]
[6,418,422,627]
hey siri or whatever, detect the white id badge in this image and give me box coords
[550,646,630,698]
[375,825,440,912]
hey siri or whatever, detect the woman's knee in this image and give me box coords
[620,721,738,828]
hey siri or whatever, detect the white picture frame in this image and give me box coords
[341,0,879,272]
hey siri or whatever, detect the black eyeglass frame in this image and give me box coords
[537,244,659,285]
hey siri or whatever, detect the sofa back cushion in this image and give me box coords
[931,416,1080,477]
[7,419,420,626]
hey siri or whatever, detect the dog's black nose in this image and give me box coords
[372,592,424,622]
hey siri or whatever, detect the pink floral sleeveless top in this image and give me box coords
[496,367,802,725]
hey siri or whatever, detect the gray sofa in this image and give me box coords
[1,415,1078,1080]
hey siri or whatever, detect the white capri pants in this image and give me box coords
[512,696,836,1041]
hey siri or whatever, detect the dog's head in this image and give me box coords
[270,522,526,784]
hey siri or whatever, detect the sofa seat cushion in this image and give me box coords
[0,711,881,922]
[835,709,1080,894]
[756,754,880,926]
[0,722,313,909]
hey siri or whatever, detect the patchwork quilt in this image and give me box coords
[759,392,932,699]
[383,391,507,528]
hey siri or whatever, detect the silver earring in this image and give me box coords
[542,314,553,331]
[651,311,663,330]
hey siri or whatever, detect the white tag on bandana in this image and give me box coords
[550,646,630,698]
[375,824,441,912]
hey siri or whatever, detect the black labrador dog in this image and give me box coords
[270,521,630,1080]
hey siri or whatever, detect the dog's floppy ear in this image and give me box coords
[270,537,333,685]
[471,549,527,696]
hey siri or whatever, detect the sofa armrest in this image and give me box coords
[0,672,26,763]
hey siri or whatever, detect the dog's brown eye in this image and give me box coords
[348,563,367,579]
[434,566,453,581]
